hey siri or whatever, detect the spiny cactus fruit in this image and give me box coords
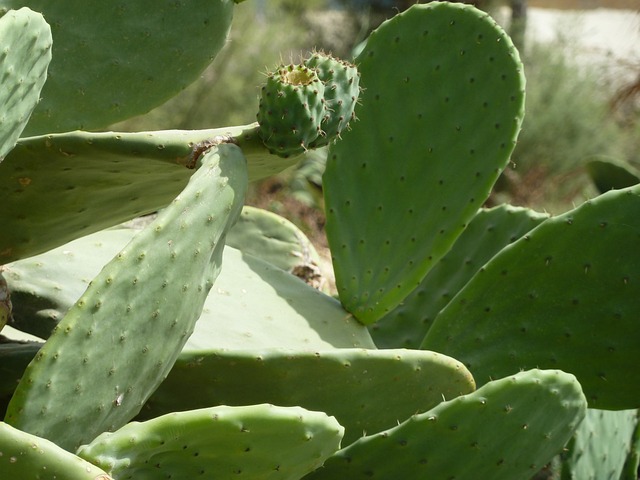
[304,369,587,480]
[0,421,111,480]
[257,64,326,157]
[0,7,51,161]
[5,142,248,452]
[77,404,343,480]
[305,51,360,148]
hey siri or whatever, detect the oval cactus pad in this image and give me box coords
[423,185,640,409]
[324,2,525,323]
[0,8,51,161]
[0,0,235,134]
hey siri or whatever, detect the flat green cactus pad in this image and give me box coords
[185,247,375,351]
[561,408,638,480]
[0,7,51,161]
[371,205,548,349]
[139,348,475,446]
[225,205,322,273]
[77,404,343,480]
[4,228,138,339]
[4,143,248,452]
[324,2,525,323]
[5,229,372,349]
[304,369,587,480]
[0,421,111,480]
[422,185,640,409]
[0,0,235,135]
[0,124,298,264]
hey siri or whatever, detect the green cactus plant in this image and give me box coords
[0,0,236,135]
[5,142,248,451]
[0,7,51,161]
[0,421,111,480]
[559,408,638,479]
[2,1,640,479]
[77,404,344,480]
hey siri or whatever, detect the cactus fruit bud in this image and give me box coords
[257,64,326,157]
[305,51,360,148]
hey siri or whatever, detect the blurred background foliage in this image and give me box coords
[113,0,640,234]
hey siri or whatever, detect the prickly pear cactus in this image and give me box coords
[0,7,51,161]
[139,348,476,446]
[0,124,298,264]
[305,369,587,480]
[0,421,111,480]
[370,205,548,349]
[305,51,360,149]
[422,184,640,410]
[560,408,638,479]
[257,64,326,157]
[0,0,235,134]
[5,143,248,451]
[324,2,526,323]
[77,404,344,480]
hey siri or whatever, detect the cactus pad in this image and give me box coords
[0,7,51,161]
[139,348,476,446]
[0,421,111,480]
[4,143,248,451]
[257,64,326,157]
[370,205,548,348]
[305,369,587,480]
[77,404,343,480]
[0,124,298,264]
[225,206,322,273]
[561,408,638,479]
[422,185,640,409]
[323,2,526,323]
[0,0,235,134]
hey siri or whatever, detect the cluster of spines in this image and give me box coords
[257,52,360,157]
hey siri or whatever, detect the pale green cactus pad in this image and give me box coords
[225,206,322,273]
[0,7,51,162]
[77,404,343,480]
[0,124,299,264]
[0,0,235,135]
[324,2,526,323]
[422,185,640,409]
[4,230,373,350]
[560,408,638,479]
[4,228,138,339]
[304,369,587,480]
[0,421,111,480]
[139,348,475,446]
[4,143,248,452]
